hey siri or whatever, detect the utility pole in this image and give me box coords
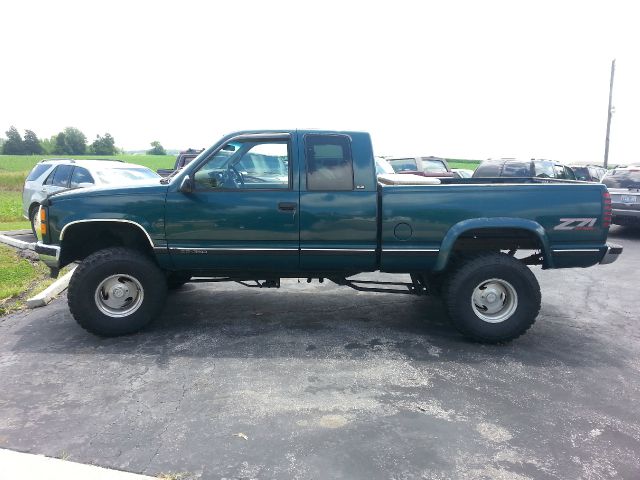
[604,59,616,168]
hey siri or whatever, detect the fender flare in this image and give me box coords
[433,217,552,271]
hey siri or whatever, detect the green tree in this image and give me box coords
[90,133,116,155]
[53,132,69,155]
[23,129,43,155]
[40,136,56,154]
[147,140,166,155]
[63,127,87,154]
[2,126,24,154]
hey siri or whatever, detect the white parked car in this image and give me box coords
[23,159,160,234]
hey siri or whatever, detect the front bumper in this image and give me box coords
[35,241,61,269]
[600,243,623,265]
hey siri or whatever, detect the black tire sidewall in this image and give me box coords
[30,207,38,237]
[68,249,167,336]
[446,257,540,342]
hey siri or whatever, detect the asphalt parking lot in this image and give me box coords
[0,226,638,479]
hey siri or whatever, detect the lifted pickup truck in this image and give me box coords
[34,130,622,342]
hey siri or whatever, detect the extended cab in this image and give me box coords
[34,130,622,342]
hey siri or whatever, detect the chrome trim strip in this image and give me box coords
[60,219,155,247]
[301,248,375,253]
[552,249,600,253]
[383,248,440,252]
[169,247,297,252]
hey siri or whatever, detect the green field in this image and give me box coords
[0,154,176,173]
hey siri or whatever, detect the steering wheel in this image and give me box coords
[228,165,245,187]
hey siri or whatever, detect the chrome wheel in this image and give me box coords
[471,278,518,323]
[94,274,144,318]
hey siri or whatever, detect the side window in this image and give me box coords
[26,164,52,181]
[51,164,74,187]
[70,167,95,187]
[305,135,354,191]
[553,165,566,179]
[194,140,290,190]
[43,166,58,185]
[564,166,576,180]
[534,161,555,178]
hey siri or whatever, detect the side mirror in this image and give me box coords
[179,175,194,193]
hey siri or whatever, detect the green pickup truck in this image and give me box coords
[34,130,622,342]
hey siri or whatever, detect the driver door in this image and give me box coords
[164,134,300,273]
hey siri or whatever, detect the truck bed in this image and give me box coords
[378,181,608,272]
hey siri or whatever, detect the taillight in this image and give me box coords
[603,190,612,228]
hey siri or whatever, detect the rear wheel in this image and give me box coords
[443,253,541,343]
[68,247,167,336]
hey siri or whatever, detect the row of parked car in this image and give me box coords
[376,155,638,226]
[380,155,608,182]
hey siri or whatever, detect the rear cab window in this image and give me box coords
[388,158,418,173]
[502,161,533,177]
[533,161,554,178]
[305,135,354,191]
[421,158,449,173]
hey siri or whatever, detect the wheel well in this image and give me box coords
[451,228,545,264]
[60,222,153,266]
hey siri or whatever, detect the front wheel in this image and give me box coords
[443,253,541,343]
[68,247,167,336]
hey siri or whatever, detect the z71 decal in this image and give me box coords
[554,218,597,231]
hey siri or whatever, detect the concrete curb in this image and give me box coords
[0,234,35,251]
[26,267,76,308]
[0,448,155,479]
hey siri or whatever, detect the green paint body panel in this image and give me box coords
[40,129,613,274]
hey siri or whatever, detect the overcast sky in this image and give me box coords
[2,1,638,163]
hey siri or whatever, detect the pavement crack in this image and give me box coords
[144,380,188,473]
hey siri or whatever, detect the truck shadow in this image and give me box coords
[9,282,627,370]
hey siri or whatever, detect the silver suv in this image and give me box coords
[23,159,159,233]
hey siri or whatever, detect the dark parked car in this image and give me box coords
[473,158,576,180]
[568,164,607,182]
[602,166,640,225]
[157,148,205,177]
[387,156,454,177]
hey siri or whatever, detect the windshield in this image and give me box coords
[603,170,640,189]
[95,167,159,184]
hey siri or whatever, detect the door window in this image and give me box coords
[305,135,354,191]
[43,167,58,185]
[194,141,290,190]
